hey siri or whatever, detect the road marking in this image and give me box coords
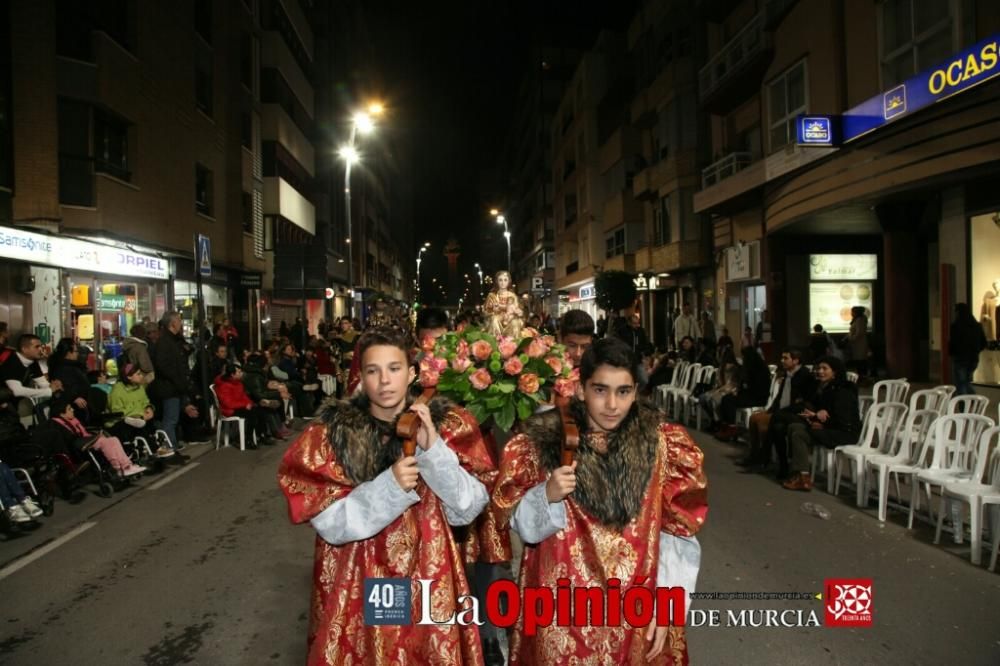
[0,521,97,580]
[146,462,200,490]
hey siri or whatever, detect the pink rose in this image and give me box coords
[451,356,472,373]
[471,340,493,362]
[498,337,518,359]
[456,339,470,359]
[421,336,437,353]
[521,327,538,338]
[431,356,448,373]
[542,335,556,347]
[545,356,563,375]
[526,339,548,358]
[469,368,493,390]
[420,368,440,387]
[518,373,540,394]
[554,376,577,397]
[503,357,524,375]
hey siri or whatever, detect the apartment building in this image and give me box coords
[694,0,1000,382]
[3,0,272,358]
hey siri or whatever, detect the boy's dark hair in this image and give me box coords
[416,307,449,333]
[130,323,146,338]
[222,362,241,379]
[579,337,642,386]
[357,327,414,362]
[781,348,804,363]
[49,394,73,417]
[560,310,595,338]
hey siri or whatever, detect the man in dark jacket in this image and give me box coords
[740,348,816,472]
[949,302,987,396]
[150,312,195,459]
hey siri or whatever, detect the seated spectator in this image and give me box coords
[41,396,145,476]
[677,335,698,364]
[88,370,112,395]
[782,356,860,491]
[48,338,99,424]
[715,347,773,441]
[214,364,271,447]
[314,340,338,377]
[0,460,43,523]
[105,363,166,456]
[1,334,61,401]
[697,349,740,430]
[242,354,291,439]
[273,344,313,417]
[739,348,815,471]
[716,327,734,359]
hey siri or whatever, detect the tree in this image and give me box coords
[595,270,637,313]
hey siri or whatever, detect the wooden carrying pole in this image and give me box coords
[397,388,436,456]
[555,395,579,466]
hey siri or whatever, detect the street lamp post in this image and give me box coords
[474,262,484,303]
[415,242,430,300]
[339,105,382,320]
[493,213,511,273]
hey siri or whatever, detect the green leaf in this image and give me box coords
[496,400,516,432]
[516,396,533,421]
[497,381,515,394]
[485,396,504,410]
[466,401,487,423]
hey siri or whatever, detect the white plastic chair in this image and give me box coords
[934,425,1000,565]
[911,413,993,529]
[684,366,716,428]
[834,402,908,506]
[865,409,938,522]
[655,361,688,410]
[208,385,250,452]
[934,385,956,411]
[858,379,910,420]
[318,373,336,396]
[846,371,859,384]
[908,388,946,415]
[946,394,989,416]
[735,374,780,431]
[665,363,701,422]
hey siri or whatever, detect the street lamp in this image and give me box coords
[415,242,430,300]
[492,212,512,273]
[474,262,484,301]
[339,103,383,319]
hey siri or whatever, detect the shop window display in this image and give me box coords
[970,213,1000,384]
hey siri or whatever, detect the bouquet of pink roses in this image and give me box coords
[417,327,578,432]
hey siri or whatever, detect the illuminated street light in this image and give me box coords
[492,212,512,273]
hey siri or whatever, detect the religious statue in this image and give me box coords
[483,270,523,339]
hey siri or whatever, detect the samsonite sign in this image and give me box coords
[0,226,169,279]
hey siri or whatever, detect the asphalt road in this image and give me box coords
[1,424,997,665]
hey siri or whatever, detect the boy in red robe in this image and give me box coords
[491,337,708,664]
[278,328,496,665]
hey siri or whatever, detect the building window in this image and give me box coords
[767,60,807,152]
[654,195,671,246]
[196,52,213,115]
[564,193,577,226]
[605,227,626,259]
[195,0,212,44]
[93,109,131,181]
[58,99,93,206]
[195,164,213,216]
[880,0,954,88]
[240,32,253,90]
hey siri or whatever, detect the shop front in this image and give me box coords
[0,225,169,370]
[722,242,765,348]
[559,282,600,321]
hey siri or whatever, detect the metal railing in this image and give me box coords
[698,12,766,100]
[701,151,754,189]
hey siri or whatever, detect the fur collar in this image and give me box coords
[319,392,455,485]
[520,399,662,529]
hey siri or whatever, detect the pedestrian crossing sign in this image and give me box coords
[198,234,211,277]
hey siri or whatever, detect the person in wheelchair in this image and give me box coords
[37,396,145,478]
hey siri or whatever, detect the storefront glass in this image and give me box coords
[174,280,231,338]
[807,254,876,334]
[970,213,1000,384]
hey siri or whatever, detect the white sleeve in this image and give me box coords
[5,379,52,399]
[309,467,419,545]
[658,532,701,610]
[510,481,567,544]
[415,438,489,526]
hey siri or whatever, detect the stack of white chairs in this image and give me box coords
[683,365,717,429]
[831,401,908,502]
[665,363,701,421]
[934,425,1000,568]
[909,413,993,530]
[655,360,689,411]
[865,408,939,522]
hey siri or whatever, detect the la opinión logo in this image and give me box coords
[824,578,873,627]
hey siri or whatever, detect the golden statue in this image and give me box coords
[483,270,523,339]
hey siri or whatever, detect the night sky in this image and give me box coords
[347,1,635,297]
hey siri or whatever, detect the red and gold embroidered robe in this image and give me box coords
[278,406,496,665]
[492,422,708,665]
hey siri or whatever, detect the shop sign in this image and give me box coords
[796,116,837,145]
[0,226,169,279]
[531,277,545,293]
[325,287,335,300]
[726,243,757,281]
[809,254,877,280]
[633,274,660,291]
[97,295,137,312]
[239,273,263,288]
[798,33,1000,146]
[578,283,596,300]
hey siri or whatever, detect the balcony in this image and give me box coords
[262,104,315,176]
[763,0,799,29]
[698,12,773,113]
[264,176,315,234]
[631,59,696,128]
[279,0,315,59]
[633,151,700,201]
[261,32,314,116]
[694,152,766,213]
[603,191,644,232]
[647,239,707,273]
[603,252,636,273]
